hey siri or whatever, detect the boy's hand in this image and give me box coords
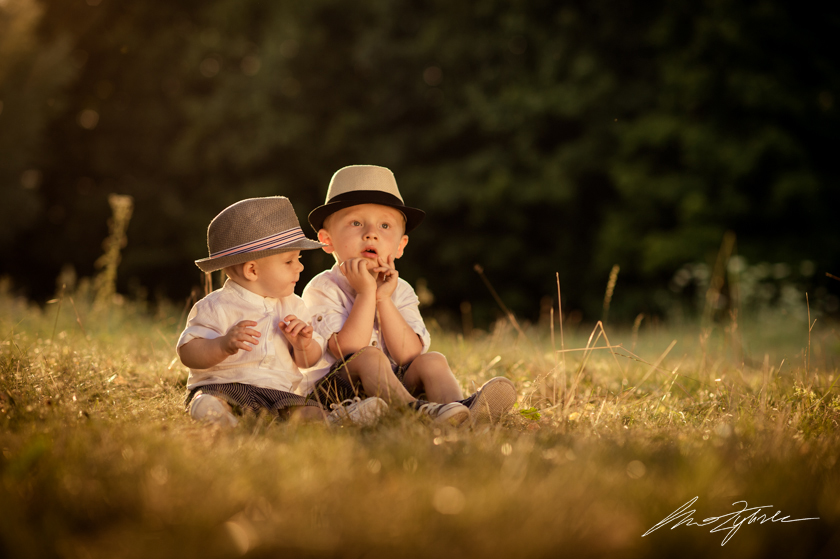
[220,320,260,355]
[281,315,313,351]
[339,258,377,295]
[373,255,399,302]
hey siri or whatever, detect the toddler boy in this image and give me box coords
[301,165,516,426]
[178,196,386,427]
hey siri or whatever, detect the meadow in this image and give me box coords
[1,280,838,559]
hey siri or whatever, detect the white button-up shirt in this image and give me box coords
[177,279,325,393]
[300,263,431,393]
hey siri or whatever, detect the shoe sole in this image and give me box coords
[469,377,516,424]
[435,406,470,427]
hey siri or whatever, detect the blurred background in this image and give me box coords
[1,0,838,327]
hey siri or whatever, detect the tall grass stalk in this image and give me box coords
[93,194,134,309]
[602,264,620,324]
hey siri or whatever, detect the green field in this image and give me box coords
[1,287,838,558]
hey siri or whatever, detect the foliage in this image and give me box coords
[0,0,838,324]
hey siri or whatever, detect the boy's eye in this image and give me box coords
[352,220,362,226]
[381,223,390,229]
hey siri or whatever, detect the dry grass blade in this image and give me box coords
[49,284,65,342]
[474,264,529,342]
[703,231,736,326]
[68,296,88,338]
[622,340,678,399]
[556,273,567,408]
[602,264,620,324]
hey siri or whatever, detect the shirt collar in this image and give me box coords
[223,278,276,308]
[328,262,352,291]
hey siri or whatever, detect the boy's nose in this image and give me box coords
[363,226,378,239]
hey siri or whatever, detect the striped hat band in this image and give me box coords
[209,227,307,260]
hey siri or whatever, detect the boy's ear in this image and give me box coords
[241,260,259,281]
[317,229,334,254]
[395,235,409,259]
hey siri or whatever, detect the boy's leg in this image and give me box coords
[286,405,329,423]
[401,352,463,404]
[337,347,415,406]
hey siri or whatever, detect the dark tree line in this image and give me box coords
[1,0,838,324]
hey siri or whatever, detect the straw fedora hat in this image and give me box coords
[307,165,425,233]
[195,196,324,273]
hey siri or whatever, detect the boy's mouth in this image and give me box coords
[362,247,378,258]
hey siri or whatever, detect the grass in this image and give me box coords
[1,287,839,559]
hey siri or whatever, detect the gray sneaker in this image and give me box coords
[190,394,239,427]
[413,400,470,426]
[467,377,517,424]
[327,397,388,427]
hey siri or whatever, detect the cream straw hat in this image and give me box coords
[195,196,324,273]
[308,165,425,233]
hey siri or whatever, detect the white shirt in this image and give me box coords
[177,279,325,393]
[300,263,431,393]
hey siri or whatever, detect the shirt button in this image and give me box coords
[317,316,322,322]
[372,341,378,347]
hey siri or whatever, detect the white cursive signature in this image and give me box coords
[642,496,820,546]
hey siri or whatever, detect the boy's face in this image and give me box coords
[318,204,409,265]
[245,250,304,299]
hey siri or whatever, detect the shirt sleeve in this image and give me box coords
[302,277,350,343]
[394,280,431,352]
[177,297,225,349]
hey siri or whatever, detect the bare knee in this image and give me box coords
[413,351,450,371]
[345,346,390,378]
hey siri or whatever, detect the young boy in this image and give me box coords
[178,196,387,427]
[301,165,517,426]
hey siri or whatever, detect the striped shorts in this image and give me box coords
[307,352,412,408]
[185,382,322,417]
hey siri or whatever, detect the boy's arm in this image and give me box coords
[293,342,322,369]
[374,255,423,364]
[376,297,423,365]
[326,258,377,358]
[178,320,261,369]
[281,315,323,369]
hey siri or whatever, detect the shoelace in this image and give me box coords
[330,397,362,411]
[417,402,443,415]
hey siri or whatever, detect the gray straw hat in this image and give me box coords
[308,165,425,233]
[195,196,324,273]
